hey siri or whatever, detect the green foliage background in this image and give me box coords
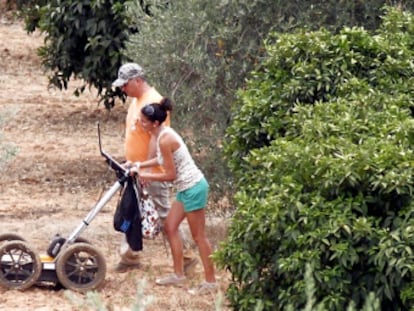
[4,0,414,308]
[216,7,414,310]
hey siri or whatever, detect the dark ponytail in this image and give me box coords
[160,98,173,112]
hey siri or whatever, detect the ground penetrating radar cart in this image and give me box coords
[0,123,130,292]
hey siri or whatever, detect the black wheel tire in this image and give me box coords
[55,242,106,292]
[47,236,92,258]
[0,233,26,244]
[74,237,91,244]
[0,240,41,290]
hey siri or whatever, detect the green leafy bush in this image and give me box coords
[216,7,414,310]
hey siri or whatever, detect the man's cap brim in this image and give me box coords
[112,78,127,87]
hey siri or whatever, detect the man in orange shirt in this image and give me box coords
[112,63,196,273]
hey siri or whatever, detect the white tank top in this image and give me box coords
[156,127,204,191]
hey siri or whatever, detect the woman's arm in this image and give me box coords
[138,133,178,182]
[139,157,160,169]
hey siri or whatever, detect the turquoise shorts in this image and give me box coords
[176,178,209,212]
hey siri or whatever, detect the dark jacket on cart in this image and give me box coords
[114,176,143,251]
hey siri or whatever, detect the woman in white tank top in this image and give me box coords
[130,98,217,294]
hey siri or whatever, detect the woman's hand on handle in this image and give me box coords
[129,162,141,175]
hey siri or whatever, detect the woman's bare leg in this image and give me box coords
[186,208,216,283]
[163,200,186,276]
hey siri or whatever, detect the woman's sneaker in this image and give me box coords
[155,273,186,286]
[188,281,218,295]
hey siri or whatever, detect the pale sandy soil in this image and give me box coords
[0,18,230,311]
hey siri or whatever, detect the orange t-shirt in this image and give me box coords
[125,87,170,173]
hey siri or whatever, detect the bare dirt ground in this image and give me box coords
[0,18,230,311]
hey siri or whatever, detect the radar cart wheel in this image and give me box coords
[0,233,26,244]
[56,242,106,292]
[0,240,41,290]
[47,235,92,258]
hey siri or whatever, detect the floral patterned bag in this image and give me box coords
[139,192,161,239]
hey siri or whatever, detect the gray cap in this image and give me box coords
[112,63,145,87]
